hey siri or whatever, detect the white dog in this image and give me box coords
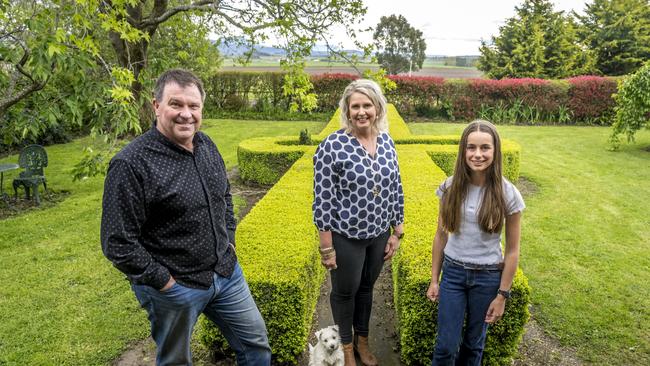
[308,325,344,366]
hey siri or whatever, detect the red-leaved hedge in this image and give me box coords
[310,73,359,112]
[566,76,618,124]
[204,72,619,124]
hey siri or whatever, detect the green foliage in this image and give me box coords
[298,129,312,145]
[362,68,398,93]
[282,61,318,113]
[228,105,527,364]
[610,61,650,149]
[411,122,650,365]
[478,0,596,79]
[576,0,650,76]
[198,147,325,363]
[238,137,307,185]
[0,118,324,364]
[1,0,369,176]
[373,14,427,75]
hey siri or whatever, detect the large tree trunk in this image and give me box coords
[106,1,159,132]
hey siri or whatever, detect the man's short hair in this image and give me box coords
[154,69,205,102]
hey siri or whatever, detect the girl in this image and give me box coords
[426,120,524,365]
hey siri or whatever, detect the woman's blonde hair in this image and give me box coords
[440,119,506,234]
[338,79,388,134]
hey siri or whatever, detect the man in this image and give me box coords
[101,69,271,365]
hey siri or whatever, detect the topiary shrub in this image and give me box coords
[299,129,312,145]
[199,104,530,365]
[197,150,324,363]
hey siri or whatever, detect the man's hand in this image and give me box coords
[484,296,506,324]
[160,276,176,292]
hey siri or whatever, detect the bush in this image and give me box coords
[567,76,618,125]
[201,104,529,364]
[203,71,618,125]
[310,73,359,112]
[298,129,312,145]
[205,71,289,113]
[386,76,446,117]
[197,150,324,363]
[610,62,650,148]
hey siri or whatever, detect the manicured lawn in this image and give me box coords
[0,119,324,365]
[408,122,650,365]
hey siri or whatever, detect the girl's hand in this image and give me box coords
[484,297,506,323]
[321,254,337,271]
[384,234,400,260]
[426,280,440,302]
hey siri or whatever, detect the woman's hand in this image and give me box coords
[321,254,337,271]
[426,280,439,302]
[484,296,506,324]
[384,234,400,260]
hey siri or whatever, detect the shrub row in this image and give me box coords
[198,146,323,363]
[387,110,529,365]
[386,75,617,124]
[204,72,618,124]
[199,105,530,364]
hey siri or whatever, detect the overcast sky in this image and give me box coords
[327,0,589,56]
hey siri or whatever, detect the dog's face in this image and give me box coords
[315,325,341,353]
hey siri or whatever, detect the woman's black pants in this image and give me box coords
[330,230,390,344]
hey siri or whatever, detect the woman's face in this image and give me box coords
[465,131,494,173]
[348,92,377,132]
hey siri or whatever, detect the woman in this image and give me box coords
[426,120,525,365]
[312,79,405,366]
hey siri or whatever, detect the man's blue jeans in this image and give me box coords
[431,258,502,366]
[132,263,271,366]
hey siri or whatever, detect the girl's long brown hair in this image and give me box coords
[440,120,506,234]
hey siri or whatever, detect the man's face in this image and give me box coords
[153,82,203,150]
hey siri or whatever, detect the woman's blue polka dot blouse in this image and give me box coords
[312,129,405,239]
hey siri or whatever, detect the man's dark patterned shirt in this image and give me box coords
[101,126,237,290]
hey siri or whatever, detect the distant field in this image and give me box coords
[219,64,483,78]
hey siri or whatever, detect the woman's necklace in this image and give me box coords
[367,155,381,197]
[355,132,381,197]
[362,139,381,198]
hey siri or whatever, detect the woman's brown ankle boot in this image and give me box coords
[354,334,378,366]
[343,343,357,366]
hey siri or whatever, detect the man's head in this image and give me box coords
[153,69,205,151]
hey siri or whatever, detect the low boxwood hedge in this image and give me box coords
[393,145,530,365]
[199,105,530,365]
[197,149,325,363]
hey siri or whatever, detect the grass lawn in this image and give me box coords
[0,119,324,365]
[409,122,650,365]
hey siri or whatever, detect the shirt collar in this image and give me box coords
[150,122,203,154]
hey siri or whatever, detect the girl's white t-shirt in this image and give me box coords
[436,177,525,265]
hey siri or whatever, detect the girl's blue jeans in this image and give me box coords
[431,257,502,366]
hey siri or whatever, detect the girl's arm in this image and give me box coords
[485,211,522,323]
[427,207,449,302]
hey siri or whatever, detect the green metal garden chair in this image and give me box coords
[13,144,48,205]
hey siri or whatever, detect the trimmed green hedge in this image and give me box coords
[198,148,324,363]
[199,105,530,365]
[393,145,530,364]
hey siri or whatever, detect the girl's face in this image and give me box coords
[348,92,377,132]
[465,131,494,173]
